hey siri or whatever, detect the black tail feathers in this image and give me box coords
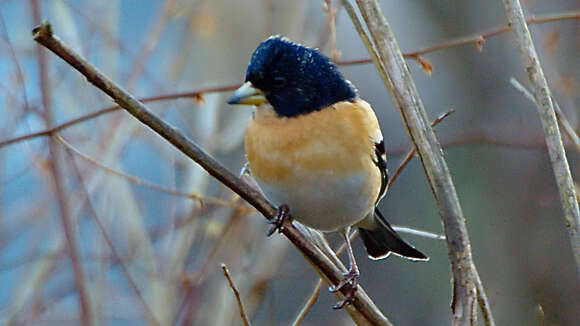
[358,209,428,261]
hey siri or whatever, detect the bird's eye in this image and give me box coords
[272,76,286,88]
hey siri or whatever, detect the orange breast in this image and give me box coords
[244,100,382,190]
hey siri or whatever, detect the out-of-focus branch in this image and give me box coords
[291,279,323,326]
[4,11,579,149]
[336,10,580,66]
[346,1,494,325]
[508,67,580,285]
[33,21,392,326]
[502,0,580,282]
[125,0,176,88]
[56,135,249,209]
[0,83,240,148]
[511,78,580,154]
[61,136,161,326]
[386,109,454,192]
[30,3,93,326]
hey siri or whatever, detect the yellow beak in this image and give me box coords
[227,82,267,105]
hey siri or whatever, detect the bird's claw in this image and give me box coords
[266,204,291,236]
[329,269,360,309]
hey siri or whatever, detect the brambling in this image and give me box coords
[228,36,428,309]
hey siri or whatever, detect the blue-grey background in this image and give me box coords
[0,0,579,325]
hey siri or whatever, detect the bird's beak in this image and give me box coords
[227,82,267,105]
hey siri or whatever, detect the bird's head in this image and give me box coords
[228,36,357,118]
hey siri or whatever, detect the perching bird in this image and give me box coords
[228,36,428,309]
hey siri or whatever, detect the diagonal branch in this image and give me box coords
[221,264,252,326]
[32,21,392,326]
[346,0,495,325]
[501,0,580,278]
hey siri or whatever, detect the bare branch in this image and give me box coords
[345,1,494,325]
[291,279,323,326]
[474,269,496,326]
[502,0,580,281]
[387,109,455,192]
[2,10,578,150]
[61,137,161,326]
[56,135,248,209]
[336,10,580,66]
[30,3,93,325]
[511,78,580,154]
[221,264,252,326]
[0,83,240,148]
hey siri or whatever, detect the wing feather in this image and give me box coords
[373,139,388,204]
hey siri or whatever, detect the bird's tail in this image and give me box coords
[358,209,428,261]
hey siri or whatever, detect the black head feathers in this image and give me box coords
[245,36,357,118]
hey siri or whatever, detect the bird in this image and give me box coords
[228,35,428,309]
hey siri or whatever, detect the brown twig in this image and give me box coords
[0,11,30,114]
[33,21,392,326]
[348,1,493,325]
[290,229,359,326]
[336,10,580,66]
[3,11,579,149]
[386,109,455,192]
[56,135,248,209]
[61,137,161,326]
[221,264,252,326]
[503,0,580,283]
[30,4,93,326]
[0,83,240,148]
[125,0,176,88]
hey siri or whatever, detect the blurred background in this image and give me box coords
[0,0,579,325]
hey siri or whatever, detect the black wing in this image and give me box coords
[373,139,388,204]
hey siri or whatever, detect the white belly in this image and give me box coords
[255,170,374,232]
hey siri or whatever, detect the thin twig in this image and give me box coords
[291,279,323,326]
[392,226,446,240]
[0,83,240,148]
[336,10,580,66]
[290,229,358,326]
[56,135,248,209]
[30,3,93,325]
[61,138,161,326]
[473,269,495,326]
[502,0,580,281]
[0,11,30,113]
[349,1,493,325]
[3,11,579,149]
[221,264,252,326]
[33,22,392,326]
[125,0,176,88]
[511,78,580,154]
[387,109,455,192]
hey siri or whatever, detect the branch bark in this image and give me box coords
[347,1,494,325]
[502,0,580,280]
[32,21,392,326]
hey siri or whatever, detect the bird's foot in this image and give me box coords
[266,204,292,236]
[329,268,360,309]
